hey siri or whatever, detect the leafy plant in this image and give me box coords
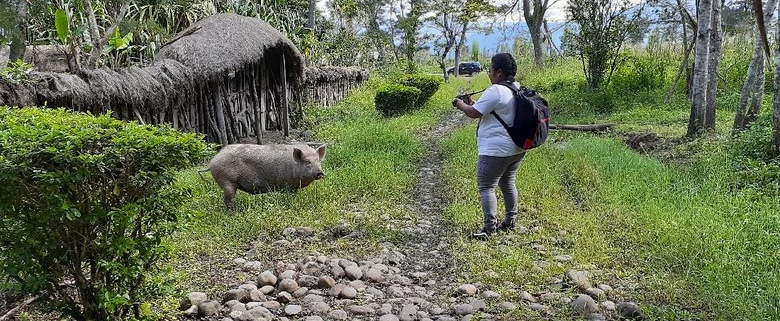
[398,74,443,107]
[374,83,421,116]
[0,107,212,320]
[0,59,34,84]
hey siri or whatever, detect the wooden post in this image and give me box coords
[280,55,289,137]
[213,83,228,145]
[260,67,267,141]
[251,64,262,145]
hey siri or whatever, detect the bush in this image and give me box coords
[374,84,421,116]
[398,74,443,107]
[610,51,667,92]
[0,106,212,320]
[727,116,780,187]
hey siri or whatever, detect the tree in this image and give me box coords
[687,0,723,136]
[430,0,459,81]
[452,0,495,77]
[733,0,777,134]
[395,0,428,70]
[566,0,645,90]
[6,0,26,63]
[522,0,556,68]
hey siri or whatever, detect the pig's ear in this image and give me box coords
[293,148,304,163]
[316,144,327,160]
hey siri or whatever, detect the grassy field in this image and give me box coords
[7,54,776,320]
[155,56,780,320]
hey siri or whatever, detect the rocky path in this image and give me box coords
[177,112,646,321]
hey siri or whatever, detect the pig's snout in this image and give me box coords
[315,172,325,179]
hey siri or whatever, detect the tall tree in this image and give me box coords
[774,0,780,154]
[430,0,459,81]
[687,0,721,136]
[522,0,555,68]
[566,0,645,90]
[452,0,495,76]
[734,0,778,134]
[7,0,26,63]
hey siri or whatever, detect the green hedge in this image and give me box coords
[399,74,443,107]
[374,83,421,116]
[0,106,212,320]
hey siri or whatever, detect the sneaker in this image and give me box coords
[497,219,516,232]
[470,227,496,241]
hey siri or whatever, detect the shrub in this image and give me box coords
[374,84,421,116]
[398,74,443,107]
[727,116,780,187]
[610,51,667,92]
[0,106,212,320]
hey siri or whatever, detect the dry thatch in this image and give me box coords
[298,66,370,107]
[0,58,194,122]
[0,45,69,72]
[0,13,368,144]
[155,13,304,85]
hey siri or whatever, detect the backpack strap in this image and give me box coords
[490,80,520,129]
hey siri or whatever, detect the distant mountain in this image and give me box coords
[464,21,567,56]
[423,21,568,59]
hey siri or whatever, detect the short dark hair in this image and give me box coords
[491,53,517,80]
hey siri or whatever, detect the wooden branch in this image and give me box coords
[549,123,614,131]
[86,0,130,68]
[0,296,38,321]
[161,26,202,49]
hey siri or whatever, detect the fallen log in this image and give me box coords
[0,296,38,321]
[549,123,614,132]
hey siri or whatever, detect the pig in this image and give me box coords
[204,143,327,209]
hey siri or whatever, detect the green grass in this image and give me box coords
[438,57,780,320]
[156,55,780,320]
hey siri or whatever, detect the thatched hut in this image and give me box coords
[0,13,368,144]
[155,13,305,144]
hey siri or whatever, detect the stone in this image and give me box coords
[262,300,281,311]
[186,292,208,307]
[258,271,277,286]
[457,284,478,295]
[346,304,376,315]
[520,291,536,302]
[239,283,258,292]
[379,314,400,321]
[318,275,337,289]
[554,255,573,262]
[344,265,363,280]
[249,289,266,302]
[584,287,605,300]
[303,261,321,275]
[571,295,599,315]
[308,301,331,314]
[379,303,393,314]
[498,302,517,311]
[454,304,474,315]
[331,265,345,278]
[329,284,346,297]
[278,279,300,293]
[285,304,303,316]
[225,289,248,302]
[293,287,308,298]
[328,310,349,320]
[183,305,198,318]
[230,303,247,312]
[482,290,500,299]
[197,300,221,317]
[276,291,293,303]
[566,270,592,291]
[259,285,275,295]
[399,304,418,321]
[601,301,616,311]
[306,317,324,321]
[617,302,643,319]
[528,303,549,311]
[340,286,357,299]
[279,269,297,280]
[365,269,385,283]
[298,275,319,288]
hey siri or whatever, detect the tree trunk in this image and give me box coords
[454,22,468,77]
[734,0,777,134]
[704,0,723,130]
[308,0,316,31]
[688,0,713,137]
[86,0,130,69]
[524,0,548,68]
[774,3,780,155]
[7,0,27,63]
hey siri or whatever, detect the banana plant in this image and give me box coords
[54,8,88,72]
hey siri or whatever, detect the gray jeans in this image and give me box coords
[477,153,525,230]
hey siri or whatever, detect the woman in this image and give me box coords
[452,52,525,240]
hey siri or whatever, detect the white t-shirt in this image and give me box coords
[472,82,524,157]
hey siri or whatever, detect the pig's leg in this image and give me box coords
[222,184,237,211]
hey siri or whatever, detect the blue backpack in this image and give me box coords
[492,81,550,150]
